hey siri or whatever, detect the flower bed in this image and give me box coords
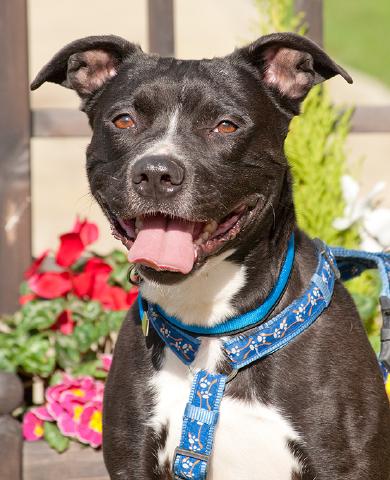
[0,218,137,453]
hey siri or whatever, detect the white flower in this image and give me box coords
[333,175,390,251]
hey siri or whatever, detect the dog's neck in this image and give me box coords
[141,175,296,328]
[141,249,247,327]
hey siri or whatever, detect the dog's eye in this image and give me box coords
[113,114,136,129]
[213,120,238,134]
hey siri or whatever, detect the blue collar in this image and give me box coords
[139,238,338,367]
[139,233,295,336]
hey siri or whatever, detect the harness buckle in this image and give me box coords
[226,365,238,384]
[314,238,340,279]
[173,447,210,478]
[174,447,209,462]
[379,296,390,371]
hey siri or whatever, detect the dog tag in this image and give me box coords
[141,312,150,337]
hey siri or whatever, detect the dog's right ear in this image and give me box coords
[31,35,141,101]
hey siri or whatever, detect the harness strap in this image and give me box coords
[173,371,227,480]
[330,247,390,370]
[223,242,337,369]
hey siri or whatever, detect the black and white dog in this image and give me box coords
[32,33,390,479]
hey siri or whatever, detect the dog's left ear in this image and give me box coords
[236,32,352,115]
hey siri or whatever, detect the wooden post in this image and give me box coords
[0,0,31,314]
[148,0,175,56]
[295,0,323,47]
[0,373,24,480]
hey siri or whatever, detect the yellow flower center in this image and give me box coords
[73,405,84,422]
[89,410,102,433]
[34,424,44,437]
[71,388,85,397]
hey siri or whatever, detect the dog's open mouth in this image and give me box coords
[110,196,259,275]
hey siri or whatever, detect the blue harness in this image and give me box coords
[138,237,390,480]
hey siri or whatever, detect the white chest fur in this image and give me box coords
[148,340,301,480]
[143,254,301,478]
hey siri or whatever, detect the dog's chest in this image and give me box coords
[149,339,301,480]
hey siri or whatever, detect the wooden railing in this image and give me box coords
[0,372,24,479]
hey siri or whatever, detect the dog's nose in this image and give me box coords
[131,155,185,199]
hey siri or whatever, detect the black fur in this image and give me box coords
[32,32,390,479]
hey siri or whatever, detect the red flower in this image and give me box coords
[73,218,99,247]
[73,258,112,299]
[24,250,49,279]
[94,285,138,311]
[55,219,99,268]
[84,258,112,276]
[28,272,72,299]
[56,233,85,267]
[51,310,75,335]
[19,293,37,305]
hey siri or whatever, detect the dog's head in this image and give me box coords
[32,33,351,284]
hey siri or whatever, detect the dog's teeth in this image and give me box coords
[204,220,218,234]
[135,228,139,235]
[195,238,203,246]
[202,232,210,241]
[135,217,143,229]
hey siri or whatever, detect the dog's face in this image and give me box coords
[32,34,351,284]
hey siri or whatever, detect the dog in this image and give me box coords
[32,32,390,479]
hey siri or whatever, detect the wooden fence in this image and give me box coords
[1,0,389,316]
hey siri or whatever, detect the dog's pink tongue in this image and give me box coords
[128,215,195,274]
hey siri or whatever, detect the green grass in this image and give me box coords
[325,0,390,86]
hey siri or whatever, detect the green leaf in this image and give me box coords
[44,422,70,453]
[105,249,128,264]
[19,281,30,296]
[110,263,130,288]
[73,323,99,352]
[107,311,126,332]
[0,350,17,372]
[96,316,110,339]
[49,371,65,386]
[72,359,107,379]
[56,335,80,370]
[351,293,378,324]
[19,335,55,377]
[19,299,64,332]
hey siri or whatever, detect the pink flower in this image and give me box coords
[31,405,54,421]
[101,354,112,372]
[23,411,45,441]
[45,375,104,447]
[78,401,102,448]
[56,400,87,437]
